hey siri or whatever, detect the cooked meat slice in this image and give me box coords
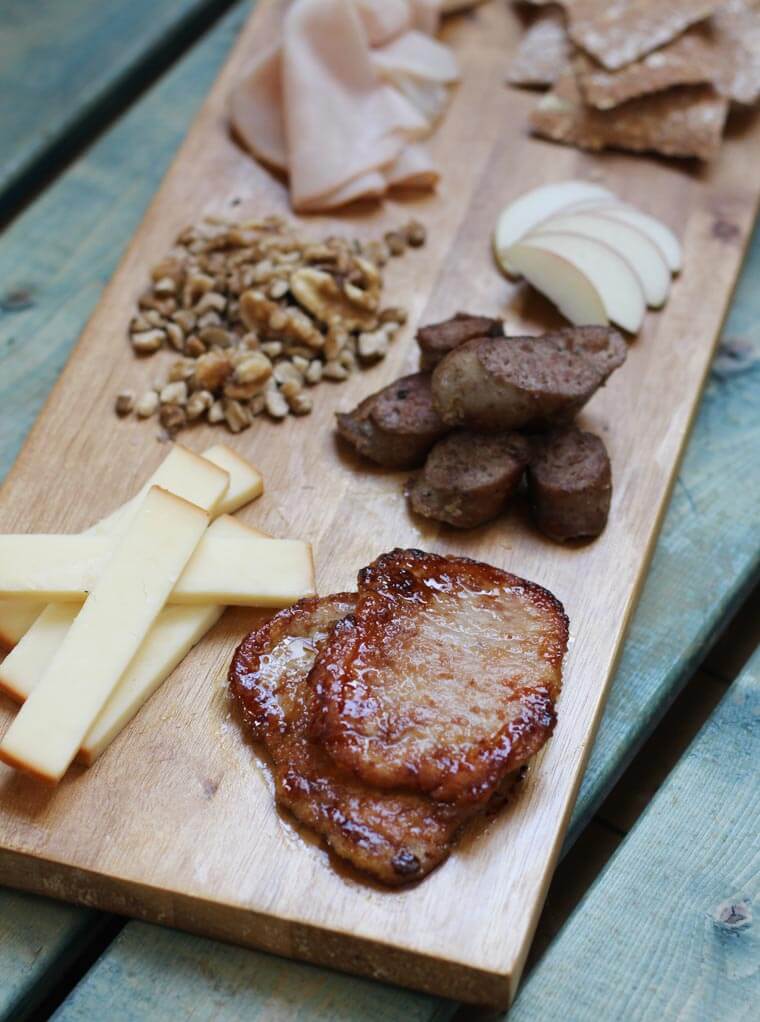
[311,549,568,805]
[406,430,531,528]
[528,427,612,541]
[546,325,627,378]
[335,372,448,468]
[431,327,624,431]
[229,593,471,885]
[416,312,504,370]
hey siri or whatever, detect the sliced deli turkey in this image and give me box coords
[230,0,460,211]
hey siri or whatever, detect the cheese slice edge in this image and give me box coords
[0,488,209,783]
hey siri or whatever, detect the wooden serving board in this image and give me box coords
[0,0,758,1007]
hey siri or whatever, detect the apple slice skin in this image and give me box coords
[508,232,646,334]
[504,241,609,328]
[529,212,671,308]
[494,180,615,274]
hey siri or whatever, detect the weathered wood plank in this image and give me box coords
[0,891,101,1021]
[0,0,237,217]
[0,0,757,1014]
[508,645,760,1021]
[51,924,454,1022]
[567,249,760,847]
[0,0,249,475]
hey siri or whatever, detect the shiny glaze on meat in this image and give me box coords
[310,550,568,805]
[229,594,472,885]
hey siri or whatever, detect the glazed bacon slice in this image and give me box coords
[229,593,472,885]
[310,550,568,805]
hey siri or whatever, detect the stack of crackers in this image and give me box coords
[508,0,760,160]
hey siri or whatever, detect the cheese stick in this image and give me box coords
[0,444,262,648]
[80,518,268,764]
[0,519,265,741]
[0,530,314,606]
[0,602,41,650]
[202,444,263,512]
[0,488,209,783]
[0,515,274,705]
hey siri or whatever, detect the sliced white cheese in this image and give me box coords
[0,601,42,650]
[0,529,314,606]
[0,536,112,600]
[0,444,237,647]
[0,604,78,702]
[171,531,315,606]
[202,445,264,513]
[0,518,273,706]
[80,517,268,764]
[0,446,262,648]
[0,488,209,783]
[79,604,223,765]
[87,444,230,540]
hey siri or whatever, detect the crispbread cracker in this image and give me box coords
[563,0,726,71]
[575,29,714,109]
[575,0,760,107]
[530,71,729,159]
[711,0,760,104]
[509,8,571,87]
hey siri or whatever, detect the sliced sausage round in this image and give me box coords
[335,372,448,468]
[416,312,504,370]
[406,430,531,528]
[431,327,625,432]
[527,427,612,541]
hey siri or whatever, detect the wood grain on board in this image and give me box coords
[509,646,760,1022]
[0,0,759,1008]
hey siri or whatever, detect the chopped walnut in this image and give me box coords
[121,214,425,429]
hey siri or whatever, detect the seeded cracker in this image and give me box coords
[509,8,572,87]
[575,29,714,109]
[710,0,760,105]
[562,0,726,71]
[575,1,760,108]
[530,72,729,160]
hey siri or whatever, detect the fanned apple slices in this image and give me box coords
[494,181,683,334]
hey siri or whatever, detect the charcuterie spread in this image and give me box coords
[1,0,758,1005]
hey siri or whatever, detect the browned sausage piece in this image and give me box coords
[431,327,625,431]
[406,430,531,528]
[416,312,504,370]
[527,427,612,542]
[335,372,448,468]
[546,325,627,378]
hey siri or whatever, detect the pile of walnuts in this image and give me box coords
[116,214,425,434]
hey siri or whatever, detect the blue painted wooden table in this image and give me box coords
[0,2,758,1019]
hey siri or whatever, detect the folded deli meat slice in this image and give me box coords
[229,594,475,884]
[230,0,459,211]
[310,550,569,805]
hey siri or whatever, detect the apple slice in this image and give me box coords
[529,212,671,308]
[578,203,683,273]
[494,180,615,274]
[505,232,646,333]
[503,241,608,328]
